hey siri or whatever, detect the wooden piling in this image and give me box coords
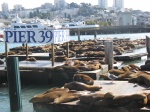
[26,43,28,59]
[104,41,113,70]
[146,36,150,57]
[66,42,69,58]
[94,31,97,39]
[5,42,8,57]
[6,57,22,112]
[78,29,80,41]
[51,44,54,66]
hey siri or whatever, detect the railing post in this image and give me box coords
[6,57,22,112]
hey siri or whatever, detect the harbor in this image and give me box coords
[0,32,149,112]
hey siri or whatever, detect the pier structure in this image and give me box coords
[70,25,150,36]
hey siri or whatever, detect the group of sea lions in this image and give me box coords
[29,73,150,108]
[29,79,102,104]
[100,62,150,87]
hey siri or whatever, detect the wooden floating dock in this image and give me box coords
[114,52,148,61]
[33,80,150,112]
[0,60,110,84]
[0,53,50,60]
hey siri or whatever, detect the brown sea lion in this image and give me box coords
[29,88,69,103]
[26,57,36,61]
[140,60,150,71]
[54,90,82,104]
[121,66,130,71]
[117,71,135,79]
[144,93,150,105]
[128,64,140,71]
[80,92,114,104]
[108,69,125,76]
[73,74,94,85]
[54,56,68,62]
[94,93,147,108]
[87,63,102,70]
[112,93,147,108]
[64,81,102,91]
[129,71,150,86]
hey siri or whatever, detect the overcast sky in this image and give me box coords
[0,0,150,11]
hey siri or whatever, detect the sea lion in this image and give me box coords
[26,57,36,61]
[112,93,147,108]
[73,74,94,85]
[108,69,125,76]
[54,90,82,104]
[117,71,135,79]
[94,93,147,108]
[54,56,68,62]
[144,93,150,105]
[128,64,140,71]
[121,66,130,71]
[29,88,69,103]
[140,60,150,71]
[64,81,102,91]
[129,71,150,86]
[80,92,114,104]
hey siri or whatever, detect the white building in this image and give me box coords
[54,0,66,10]
[116,11,134,26]
[98,0,108,9]
[14,4,22,11]
[1,3,9,13]
[18,10,33,18]
[113,0,124,9]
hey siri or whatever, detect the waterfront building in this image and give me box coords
[54,0,66,10]
[1,3,9,13]
[14,4,23,11]
[98,0,108,9]
[116,11,134,26]
[113,0,124,9]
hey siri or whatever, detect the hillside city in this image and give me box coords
[0,0,150,27]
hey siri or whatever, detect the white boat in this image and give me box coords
[61,21,99,29]
[8,14,62,30]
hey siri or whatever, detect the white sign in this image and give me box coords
[4,29,69,44]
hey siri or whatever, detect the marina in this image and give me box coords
[0,33,149,112]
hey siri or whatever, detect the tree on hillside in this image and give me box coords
[77,3,94,16]
[69,2,79,8]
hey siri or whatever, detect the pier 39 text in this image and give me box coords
[4,29,70,44]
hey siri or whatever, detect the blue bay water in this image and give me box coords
[0,33,149,112]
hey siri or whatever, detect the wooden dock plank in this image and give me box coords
[114,52,148,61]
[33,80,150,112]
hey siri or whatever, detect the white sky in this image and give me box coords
[0,0,150,11]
